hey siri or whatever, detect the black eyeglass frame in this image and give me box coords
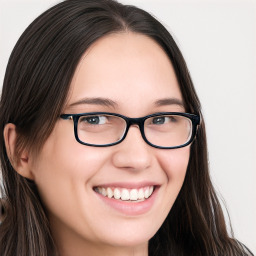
[60,112,200,149]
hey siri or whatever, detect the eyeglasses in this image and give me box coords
[60,112,200,149]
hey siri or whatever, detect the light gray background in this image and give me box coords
[0,0,255,253]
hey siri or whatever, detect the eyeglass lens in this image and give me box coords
[77,114,193,147]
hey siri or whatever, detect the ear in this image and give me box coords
[3,123,34,180]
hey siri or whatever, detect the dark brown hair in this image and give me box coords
[0,0,253,255]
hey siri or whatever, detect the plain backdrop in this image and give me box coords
[0,0,255,253]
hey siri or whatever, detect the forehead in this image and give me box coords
[66,32,183,114]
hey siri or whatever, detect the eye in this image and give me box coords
[152,116,176,125]
[152,116,165,125]
[81,115,108,125]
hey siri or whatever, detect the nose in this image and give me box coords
[112,126,152,171]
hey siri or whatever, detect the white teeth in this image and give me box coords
[95,186,154,201]
[121,189,130,200]
[149,186,154,195]
[130,189,138,201]
[107,187,113,198]
[101,188,107,197]
[144,187,150,199]
[138,188,144,200]
[114,188,121,199]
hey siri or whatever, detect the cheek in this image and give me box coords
[31,132,115,236]
[33,124,109,181]
[157,147,190,213]
[158,147,190,180]
[31,128,112,213]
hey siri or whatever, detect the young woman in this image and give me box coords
[0,0,253,255]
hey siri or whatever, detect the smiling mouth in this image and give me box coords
[93,186,155,202]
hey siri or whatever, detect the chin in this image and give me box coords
[96,224,158,248]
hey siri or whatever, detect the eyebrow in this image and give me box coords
[68,97,118,108]
[68,97,184,109]
[154,98,184,108]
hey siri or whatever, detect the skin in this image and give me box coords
[5,32,190,256]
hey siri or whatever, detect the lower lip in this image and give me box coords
[94,187,159,216]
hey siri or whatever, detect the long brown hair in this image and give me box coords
[0,0,253,255]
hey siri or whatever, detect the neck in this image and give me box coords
[57,242,148,256]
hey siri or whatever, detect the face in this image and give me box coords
[30,33,190,255]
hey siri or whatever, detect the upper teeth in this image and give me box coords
[95,186,154,201]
